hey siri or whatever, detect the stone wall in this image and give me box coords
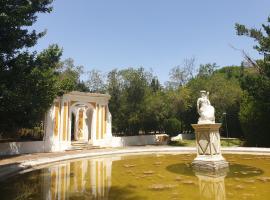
[0,141,45,155]
[110,134,169,147]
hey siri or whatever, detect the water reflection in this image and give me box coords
[42,156,120,200]
[195,170,227,200]
[2,154,266,200]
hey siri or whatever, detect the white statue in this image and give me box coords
[197,90,215,124]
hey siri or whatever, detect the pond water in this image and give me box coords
[1,153,270,200]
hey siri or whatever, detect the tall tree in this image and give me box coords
[56,58,85,95]
[167,57,196,88]
[0,0,53,63]
[235,16,270,146]
[107,69,122,132]
[0,0,62,136]
[197,63,218,77]
[86,69,106,93]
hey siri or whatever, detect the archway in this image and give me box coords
[71,112,76,141]
[86,108,94,143]
[69,102,95,142]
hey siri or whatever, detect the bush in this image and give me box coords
[164,118,181,137]
[239,93,270,147]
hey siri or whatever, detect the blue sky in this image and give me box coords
[32,0,270,84]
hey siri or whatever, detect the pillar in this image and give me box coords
[192,123,229,171]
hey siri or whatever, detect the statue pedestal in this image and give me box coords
[191,123,229,171]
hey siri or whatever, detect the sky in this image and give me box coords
[32,0,270,84]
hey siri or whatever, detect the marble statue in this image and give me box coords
[197,90,215,124]
[192,91,228,171]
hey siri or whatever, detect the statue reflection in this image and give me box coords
[42,156,120,200]
[195,169,228,200]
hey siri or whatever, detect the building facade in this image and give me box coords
[44,91,112,151]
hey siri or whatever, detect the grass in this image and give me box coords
[168,138,244,147]
[168,140,196,147]
[220,138,244,147]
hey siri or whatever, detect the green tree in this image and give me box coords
[0,1,78,137]
[120,68,150,134]
[164,118,181,137]
[0,45,62,135]
[0,0,53,61]
[167,57,196,89]
[86,69,106,93]
[236,16,270,146]
[198,63,218,77]
[0,0,55,135]
[182,71,243,137]
[55,58,85,95]
[107,69,122,133]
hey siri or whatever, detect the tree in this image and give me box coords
[55,58,85,95]
[0,44,62,135]
[236,16,270,146]
[181,71,243,137]
[198,63,218,77]
[107,69,122,132]
[0,0,53,63]
[86,69,106,93]
[150,77,162,92]
[0,1,71,137]
[167,57,196,88]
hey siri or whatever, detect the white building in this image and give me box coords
[44,91,112,151]
[0,91,168,155]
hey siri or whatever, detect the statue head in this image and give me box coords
[200,90,207,97]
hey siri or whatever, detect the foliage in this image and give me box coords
[106,65,244,138]
[166,57,196,88]
[164,118,181,137]
[179,71,243,137]
[0,45,61,135]
[0,1,84,138]
[86,69,106,93]
[116,67,151,135]
[55,58,85,95]
[236,16,270,146]
[197,63,218,77]
[0,0,53,60]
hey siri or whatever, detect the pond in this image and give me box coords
[1,153,270,200]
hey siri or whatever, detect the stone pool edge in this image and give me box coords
[1,146,270,181]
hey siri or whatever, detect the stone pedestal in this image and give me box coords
[191,123,229,171]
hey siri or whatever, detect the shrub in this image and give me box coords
[164,118,181,137]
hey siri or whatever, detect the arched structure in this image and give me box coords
[44,91,112,152]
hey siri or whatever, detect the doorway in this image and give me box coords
[86,108,93,142]
[71,112,76,141]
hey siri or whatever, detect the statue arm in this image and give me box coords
[197,99,200,112]
[206,92,211,105]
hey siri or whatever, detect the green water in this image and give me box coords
[1,153,270,200]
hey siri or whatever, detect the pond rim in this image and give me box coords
[1,146,270,181]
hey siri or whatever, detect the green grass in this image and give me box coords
[220,138,244,147]
[168,138,244,147]
[168,140,196,147]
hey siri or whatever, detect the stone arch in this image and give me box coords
[69,102,95,142]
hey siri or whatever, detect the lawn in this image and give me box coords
[169,138,244,147]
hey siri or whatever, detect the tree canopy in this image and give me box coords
[0,1,86,137]
[235,17,270,146]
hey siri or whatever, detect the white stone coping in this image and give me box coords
[67,91,111,99]
[1,146,270,180]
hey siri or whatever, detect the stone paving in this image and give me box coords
[1,146,270,180]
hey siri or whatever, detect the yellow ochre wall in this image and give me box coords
[53,102,60,137]
[62,102,68,141]
[96,105,107,140]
